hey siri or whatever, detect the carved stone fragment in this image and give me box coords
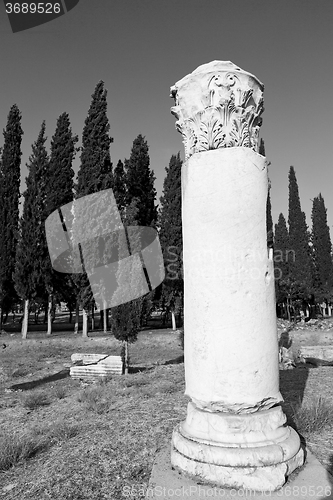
[170,60,264,159]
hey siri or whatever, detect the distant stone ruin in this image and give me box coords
[70,353,123,380]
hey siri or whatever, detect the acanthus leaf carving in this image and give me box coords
[170,61,264,159]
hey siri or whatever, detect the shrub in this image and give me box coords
[11,366,30,378]
[53,385,67,399]
[291,396,333,434]
[97,375,113,386]
[77,385,104,404]
[77,385,109,413]
[0,432,49,472]
[32,420,80,442]
[22,391,50,410]
[138,385,155,398]
[47,421,80,442]
[121,373,150,388]
[155,380,179,394]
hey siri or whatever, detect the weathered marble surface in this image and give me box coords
[182,148,280,413]
[169,61,304,491]
[170,60,264,159]
[70,353,122,379]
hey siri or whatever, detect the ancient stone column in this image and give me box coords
[170,61,304,492]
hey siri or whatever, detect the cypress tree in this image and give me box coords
[13,122,49,338]
[74,81,114,336]
[287,166,312,297]
[95,159,127,332]
[158,152,183,329]
[266,190,273,249]
[118,135,158,335]
[259,139,273,247]
[258,138,265,157]
[45,112,77,215]
[274,213,290,281]
[125,134,158,227]
[113,159,127,212]
[274,213,290,313]
[43,112,78,334]
[110,199,142,374]
[0,105,23,329]
[311,194,333,301]
[76,81,114,196]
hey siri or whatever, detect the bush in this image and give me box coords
[77,385,109,413]
[48,421,79,441]
[97,375,113,386]
[155,380,179,394]
[291,396,333,434]
[121,373,150,388]
[77,385,104,404]
[22,391,51,410]
[11,366,30,378]
[53,385,67,399]
[0,422,79,472]
[33,421,80,443]
[0,432,49,472]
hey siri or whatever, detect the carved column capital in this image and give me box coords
[170,61,264,159]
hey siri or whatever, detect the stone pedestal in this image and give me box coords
[169,61,304,491]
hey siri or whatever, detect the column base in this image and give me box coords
[171,403,305,492]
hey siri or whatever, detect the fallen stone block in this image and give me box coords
[298,345,333,363]
[71,353,108,365]
[302,357,333,367]
[70,354,123,380]
[278,346,296,369]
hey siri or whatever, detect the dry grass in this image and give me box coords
[33,420,81,443]
[0,432,49,472]
[0,421,80,473]
[0,325,332,498]
[77,384,111,414]
[11,367,30,378]
[22,391,51,410]
[280,365,333,473]
[291,396,332,434]
[53,385,67,399]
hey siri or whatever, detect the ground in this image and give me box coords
[0,316,332,499]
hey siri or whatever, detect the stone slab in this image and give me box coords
[71,353,109,364]
[299,346,333,363]
[146,446,333,499]
[70,354,123,379]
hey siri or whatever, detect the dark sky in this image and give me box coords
[0,0,332,231]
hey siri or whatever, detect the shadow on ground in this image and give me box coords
[129,355,184,373]
[279,327,310,478]
[161,355,184,366]
[129,365,156,374]
[280,365,309,431]
[8,368,70,391]
[279,331,333,496]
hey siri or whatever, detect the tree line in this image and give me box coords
[262,139,333,320]
[1,82,330,355]
[0,81,183,370]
